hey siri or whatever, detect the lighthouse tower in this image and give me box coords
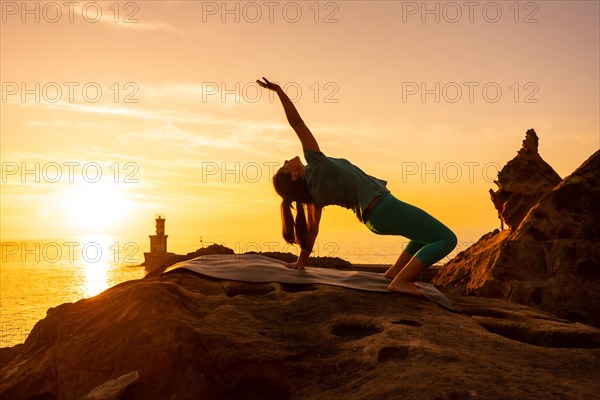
[149,214,168,254]
[143,214,176,270]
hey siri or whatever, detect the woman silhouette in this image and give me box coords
[257,77,457,297]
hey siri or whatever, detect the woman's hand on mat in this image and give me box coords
[284,261,306,270]
[256,77,281,92]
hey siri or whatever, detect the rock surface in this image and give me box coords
[489,129,561,230]
[1,269,599,400]
[434,131,600,328]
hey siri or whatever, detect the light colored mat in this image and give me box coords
[163,254,454,310]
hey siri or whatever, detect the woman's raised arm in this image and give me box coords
[257,77,320,152]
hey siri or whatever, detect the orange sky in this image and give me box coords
[1,1,599,250]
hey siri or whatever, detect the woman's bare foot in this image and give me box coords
[388,280,427,298]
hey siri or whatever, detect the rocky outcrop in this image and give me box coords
[1,269,599,400]
[489,129,561,230]
[434,130,600,327]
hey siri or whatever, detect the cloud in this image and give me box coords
[69,2,184,35]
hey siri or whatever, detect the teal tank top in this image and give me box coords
[303,150,389,222]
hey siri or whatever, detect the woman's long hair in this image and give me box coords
[273,170,315,251]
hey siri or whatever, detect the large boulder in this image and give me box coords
[434,130,600,327]
[1,269,599,399]
[489,129,561,230]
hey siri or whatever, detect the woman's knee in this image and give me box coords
[430,221,457,252]
[443,229,458,254]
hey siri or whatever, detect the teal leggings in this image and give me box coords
[365,192,457,268]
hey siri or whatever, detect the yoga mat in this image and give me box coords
[163,254,454,311]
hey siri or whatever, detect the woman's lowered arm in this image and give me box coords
[289,204,322,269]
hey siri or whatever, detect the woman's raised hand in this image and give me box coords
[256,77,281,92]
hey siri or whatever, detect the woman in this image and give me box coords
[257,77,457,298]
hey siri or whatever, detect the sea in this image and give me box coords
[0,228,486,348]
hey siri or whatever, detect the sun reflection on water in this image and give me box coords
[1,237,147,347]
[79,235,113,298]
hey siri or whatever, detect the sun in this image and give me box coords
[61,183,132,233]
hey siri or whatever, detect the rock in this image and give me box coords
[489,129,561,230]
[0,344,23,369]
[434,130,600,327]
[79,371,139,400]
[1,269,599,399]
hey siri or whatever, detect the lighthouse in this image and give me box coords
[143,214,175,270]
[149,214,168,254]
